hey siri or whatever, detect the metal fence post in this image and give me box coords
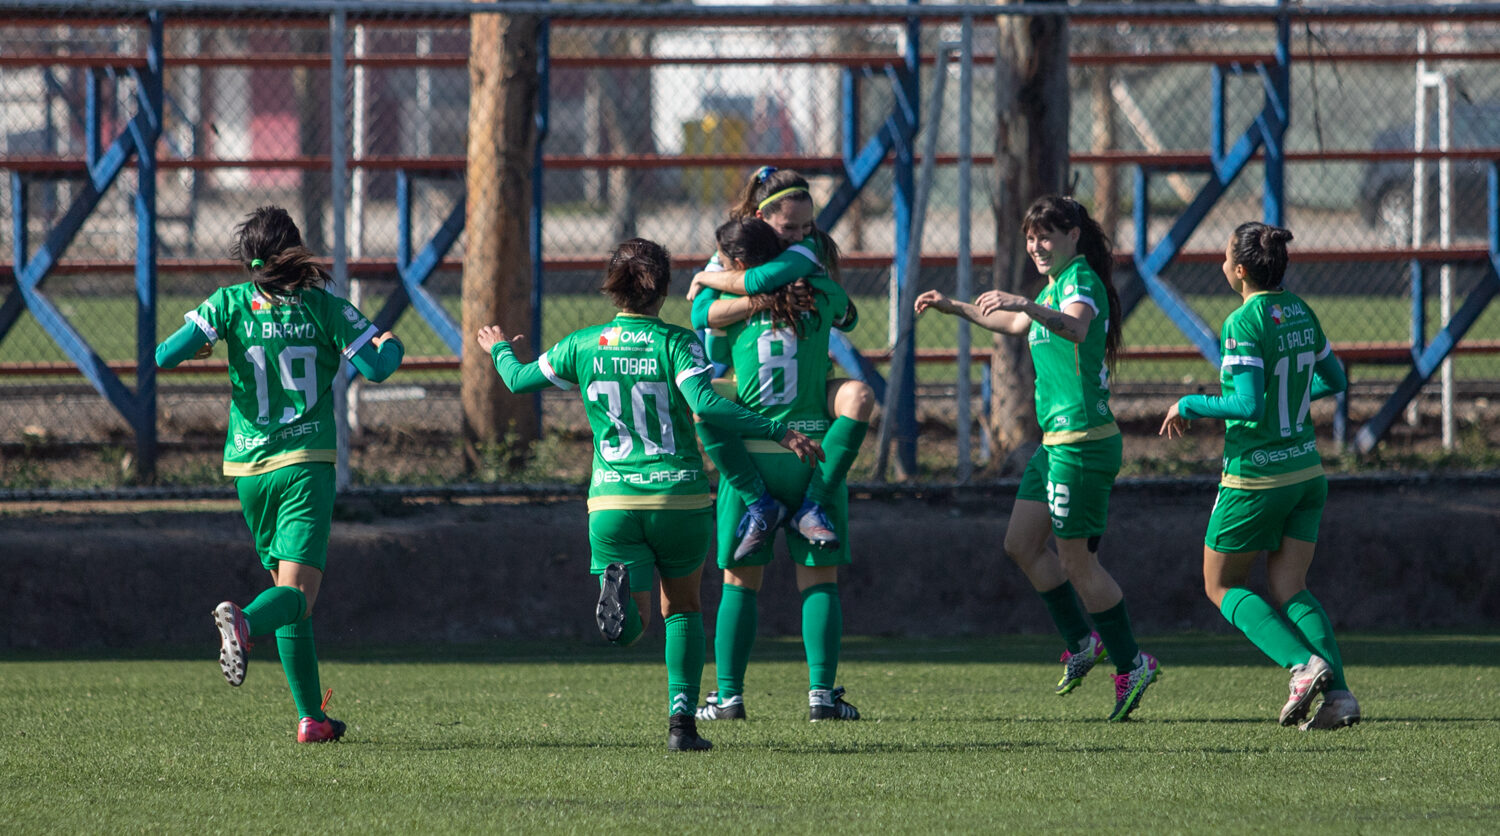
[330,8,351,490]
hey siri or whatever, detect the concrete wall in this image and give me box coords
[4,478,1498,650]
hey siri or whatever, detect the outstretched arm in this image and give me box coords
[976,290,1094,343]
[914,290,1030,335]
[349,332,404,382]
[477,325,558,394]
[1160,364,1263,437]
[678,370,823,465]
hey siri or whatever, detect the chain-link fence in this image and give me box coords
[3,1,1500,490]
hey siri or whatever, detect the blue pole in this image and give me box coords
[891,0,920,476]
[132,10,163,479]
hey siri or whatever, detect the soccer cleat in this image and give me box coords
[297,689,346,743]
[732,492,788,562]
[809,686,861,721]
[667,714,713,752]
[695,692,746,721]
[1279,655,1334,726]
[1055,632,1108,695]
[1299,689,1361,731]
[790,499,839,548]
[297,716,347,743]
[1107,652,1160,722]
[212,601,252,687]
[596,562,630,643]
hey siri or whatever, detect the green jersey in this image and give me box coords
[724,273,851,440]
[1029,256,1117,444]
[534,313,755,512]
[1216,290,1331,489]
[185,283,379,477]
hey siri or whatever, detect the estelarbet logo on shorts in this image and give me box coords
[1252,450,1269,466]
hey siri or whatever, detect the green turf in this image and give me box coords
[2,634,1497,832]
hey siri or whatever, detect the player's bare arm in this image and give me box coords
[914,290,1027,335]
[978,291,1093,343]
[688,268,747,301]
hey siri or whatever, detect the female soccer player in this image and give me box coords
[689,167,875,555]
[155,206,404,743]
[914,195,1159,722]
[690,215,865,723]
[476,237,821,751]
[1159,222,1356,730]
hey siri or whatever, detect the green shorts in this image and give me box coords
[715,446,850,569]
[235,462,336,573]
[1205,476,1327,554]
[589,507,711,593]
[1016,435,1122,540]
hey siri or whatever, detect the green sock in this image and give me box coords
[695,422,765,504]
[242,586,306,637]
[806,417,868,507]
[714,584,758,700]
[1220,587,1314,669]
[1091,599,1142,674]
[664,612,705,717]
[801,583,842,691]
[1283,590,1348,690]
[1038,581,1093,654]
[275,619,325,721]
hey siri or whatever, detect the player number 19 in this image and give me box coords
[245,345,319,426]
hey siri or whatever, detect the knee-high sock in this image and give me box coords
[1038,581,1093,655]
[1283,590,1348,690]
[801,583,842,691]
[243,586,306,637]
[1220,587,1314,669]
[714,584,758,699]
[664,612,705,717]
[806,417,868,507]
[1092,599,1142,674]
[276,619,325,721]
[696,422,765,504]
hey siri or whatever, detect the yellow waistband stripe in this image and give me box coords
[223,449,336,477]
[587,493,713,513]
[1220,464,1325,490]
[1042,421,1120,446]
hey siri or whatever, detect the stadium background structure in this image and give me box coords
[3,1,1500,494]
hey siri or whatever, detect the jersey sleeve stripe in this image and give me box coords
[185,311,218,343]
[1221,355,1264,369]
[1057,293,1099,315]
[340,324,379,360]
[538,351,574,390]
[1316,342,1332,360]
[675,363,712,386]
[786,244,822,269]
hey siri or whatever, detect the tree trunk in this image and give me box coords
[462,11,540,470]
[989,1,1070,465]
[1091,65,1119,241]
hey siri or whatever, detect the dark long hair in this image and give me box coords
[1230,222,1295,291]
[715,216,821,336]
[1022,195,1122,371]
[602,238,672,312]
[230,206,330,297]
[730,165,842,284]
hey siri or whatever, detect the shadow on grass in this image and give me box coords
[4,632,1497,667]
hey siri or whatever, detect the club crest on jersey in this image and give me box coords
[251,292,273,312]
[1270,304,1283,325]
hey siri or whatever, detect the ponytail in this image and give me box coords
[230,206,330,297]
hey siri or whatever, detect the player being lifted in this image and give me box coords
[1160,222,1357,730]
[155,206,404,743]
[691,212,867,723]
[688,167,875,557]
[916,195,1159,722]
[476,238,821,751]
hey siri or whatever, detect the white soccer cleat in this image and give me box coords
[1299,689,1361,731]
[1279,654,1333,726]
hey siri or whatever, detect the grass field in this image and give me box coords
[2,634,1497,832]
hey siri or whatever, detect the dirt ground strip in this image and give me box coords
[4,476,1498,651]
